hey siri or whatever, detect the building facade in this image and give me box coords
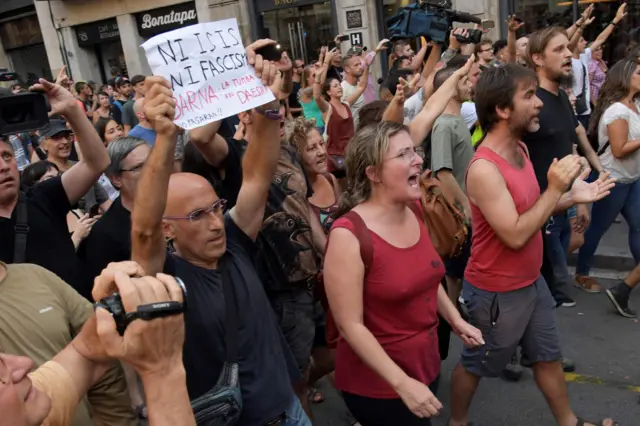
[0,0,51,84]
[33,0,501,84]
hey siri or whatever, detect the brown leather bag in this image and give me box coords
[419,171,468,259]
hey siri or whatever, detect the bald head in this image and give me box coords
[165,173,218,217]
[134,98,145,115]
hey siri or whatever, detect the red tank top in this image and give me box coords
[326,103,354,157]
[330,203,444,398]
[464,144,543,292]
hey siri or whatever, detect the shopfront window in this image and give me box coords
[512,0,638,65]
[259,2,333,64]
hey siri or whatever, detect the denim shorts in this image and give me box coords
[271,289,315,372]
[460,276,561,377]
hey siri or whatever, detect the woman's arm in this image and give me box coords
[313,62,331,114]
[607,118,640,159]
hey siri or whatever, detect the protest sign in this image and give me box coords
[141,18,275,130]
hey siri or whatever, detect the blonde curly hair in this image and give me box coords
[286,116,319,152]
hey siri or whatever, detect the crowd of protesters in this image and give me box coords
[0,3,638,426]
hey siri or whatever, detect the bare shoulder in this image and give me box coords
[466,159,506,201]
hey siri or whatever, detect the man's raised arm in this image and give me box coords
[131,77,177,276]
[30,79,110,205]
[229,41,283,241]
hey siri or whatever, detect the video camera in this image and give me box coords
[0,72,49,137]
[387,0,494,45]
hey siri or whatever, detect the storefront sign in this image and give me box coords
[254,0,326,13]
[142,18,275,130]
[76,19,119,47]
[346,10,363,29]
[350,32,363,47]
[136,2,198,38]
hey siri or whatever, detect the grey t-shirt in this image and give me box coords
[121,99,138,128]
[431,114,474,192]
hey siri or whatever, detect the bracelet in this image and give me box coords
[611,20,618,26]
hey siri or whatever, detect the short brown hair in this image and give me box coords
[475,39,493,54]
[526,26,567,70]
[475,64,538,134]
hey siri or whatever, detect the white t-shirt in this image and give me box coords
[461,102,478,129]
[572,48,592,116]
[598,101,640,182]
[341,80,364,128]
[403,89,424,124]
[98,174,120,201]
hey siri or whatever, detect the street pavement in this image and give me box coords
[310,278,640,425]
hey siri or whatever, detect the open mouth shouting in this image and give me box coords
[408,172,420,188]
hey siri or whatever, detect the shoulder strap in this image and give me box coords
[342,211,373,277]
[13,192,29,264]
[597,141,610,156]
[581,63,587,93]
[220,256,239,363]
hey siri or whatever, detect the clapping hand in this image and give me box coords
[570,168,616,204]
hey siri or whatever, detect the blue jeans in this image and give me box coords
[281,395,312,426]
[544,213,573,303]
[576,179,640,275]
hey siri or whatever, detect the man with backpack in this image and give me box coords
[430,62,475,306]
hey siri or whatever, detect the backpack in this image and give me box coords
[113,100,124,113]
[418,171,468,259]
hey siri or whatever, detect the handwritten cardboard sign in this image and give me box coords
[141,18,275,130]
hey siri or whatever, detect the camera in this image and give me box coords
[0,72,49,137]
[95,277,188,336]
[387,0,492,45]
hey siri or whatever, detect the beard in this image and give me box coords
[553,69,574,88]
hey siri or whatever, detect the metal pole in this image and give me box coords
[573,0,579,23]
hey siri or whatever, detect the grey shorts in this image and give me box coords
[460,276,561,377]
[271,289,315,373]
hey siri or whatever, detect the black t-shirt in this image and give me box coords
[79,197,131,291]
[0,177,89,298]
[218,139,245,209]
[288,82,302,116]
[522,87,578,191]
[164,214,297,425]
[218,116,241,140]
[326,66,344,82]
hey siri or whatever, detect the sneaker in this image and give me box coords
[520,356,575,372]
[606,285,637,318]
[559,299,577,308]
[574,275,603,293]
[503,354,523,381]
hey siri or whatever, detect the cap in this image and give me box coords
[41,119,72,139]
[130,75,146,86]
[115,77,130,87]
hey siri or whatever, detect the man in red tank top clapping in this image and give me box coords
[448,64,616,426]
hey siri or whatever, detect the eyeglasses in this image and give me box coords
[387,147,425,162]
[163,199,228,222]
[481,48,494,53]
[120,162,145,174]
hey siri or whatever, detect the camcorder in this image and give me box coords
[95,277,188,336]
[0,72,49,137]
[387,0,494,45]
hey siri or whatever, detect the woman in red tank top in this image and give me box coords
[323,122,483,426]
[313,48,362,178]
